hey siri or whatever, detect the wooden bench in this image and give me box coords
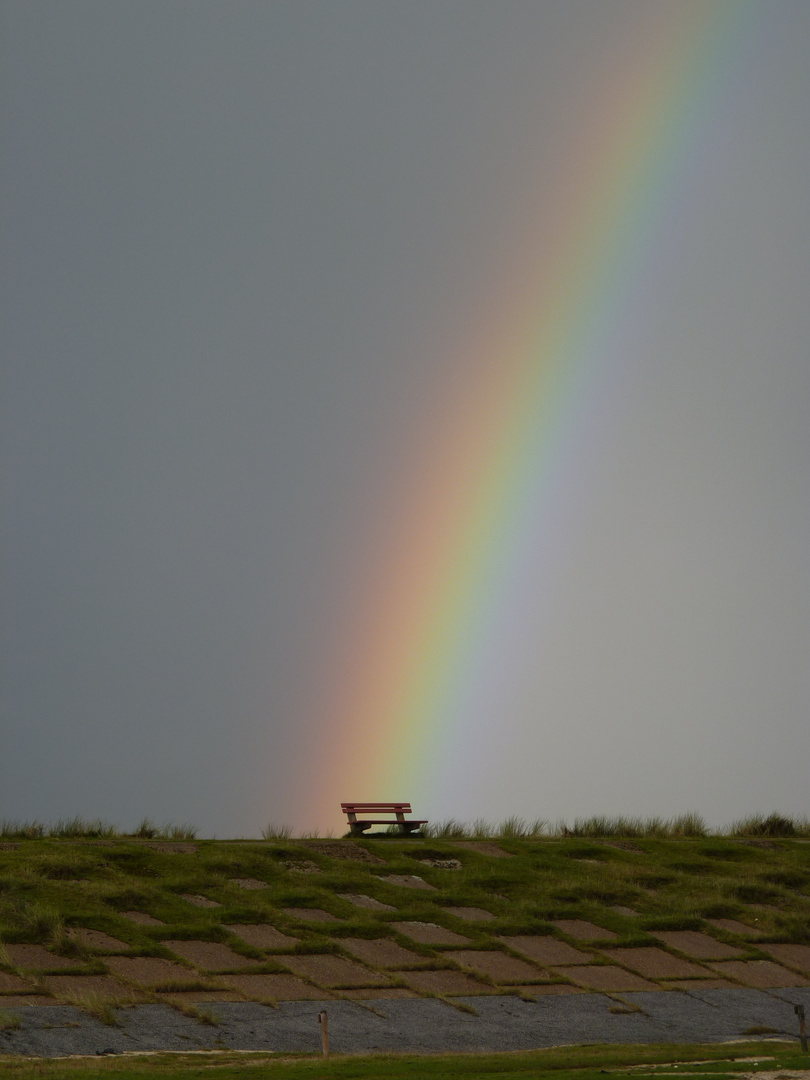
[341,802,428,837]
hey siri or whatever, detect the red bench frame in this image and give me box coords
[341,802,428,836]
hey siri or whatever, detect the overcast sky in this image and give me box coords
[2,2,808,836]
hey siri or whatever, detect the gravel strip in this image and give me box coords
[2,988,809,1056]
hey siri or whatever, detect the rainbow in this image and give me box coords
[286,0,761,832]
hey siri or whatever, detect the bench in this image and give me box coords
[341,802,428,837]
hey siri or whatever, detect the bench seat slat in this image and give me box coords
[341,818,428,825]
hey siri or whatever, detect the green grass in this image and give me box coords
[1,832,808,952]
[0,1041,806,1080]
[1,823,808,1030]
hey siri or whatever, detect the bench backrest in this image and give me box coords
[341,802,412,814]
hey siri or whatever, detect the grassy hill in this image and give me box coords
[1,821,808,1017]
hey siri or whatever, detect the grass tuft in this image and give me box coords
[729,813,810,838]
[261,823,293,840]
[167,1001,221,1025]
[127,820,198,841]
[0,820,46,840]
[554,815,708,839]
[60,990,121,1026]
[423,819,470,840]
[16,900,66,943]
[49,817,118,839]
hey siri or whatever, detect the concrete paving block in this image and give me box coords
[340,938,430,969]
[281,954,392,988]
[121,911,164,925]
[553,965,659,992]
[443,906,496,921]
[342,894,396,911]
[221,973,332,1000]
[105,956,204,988]
[552,920,618,941]
[601,947,713,978]
[761,943,810,974]
[282,908,340,922]
[401,970,494,996]
[67,929,130,953]
[392,921,471,945]
[651,931,744,959]
[499,935,592,966]
[4,945,78,971]
[708,960,809,988]
[452,949,545,984]
[162,940,261,971]
[225,924,298,949]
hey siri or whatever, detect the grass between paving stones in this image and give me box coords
[0,1042,808,1080]
[1,835,809,1018]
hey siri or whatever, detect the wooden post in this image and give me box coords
[796,1004,807,1052]
[318,1009,329,1057]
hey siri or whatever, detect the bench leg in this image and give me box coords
[348,821,372,836]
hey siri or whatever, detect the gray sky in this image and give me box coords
[2,2,808,836]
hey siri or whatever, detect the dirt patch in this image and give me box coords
[4,944,78,971]
[498,935,591,966]
[121,911,164,926]
[279,954,391,988]
[282,907,340,922]
[451,842,513,858]
[392,922,471,946]
[163,940,261,971]
[222,973,331,1000]
[401,969,493,995]
[283,860,320,873]
[551,919,618,941]
[452,950,543,984]
[225,924,298,949]
[340,938,429,969]
[652,930,743,960]
[708,959,810,987]
[611,905,640,916]
[0,843,20,851]
[300,841,385,864]
[602,841,644,852]
[68,929,130,953]
[417,858,461,869]
[553,965,659,992]
[374,874,437,890]
[601,947,712,979]
[181,893,221,908]
[342,893,396,911]
[229,878,268,890]
[443,906,495,922]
